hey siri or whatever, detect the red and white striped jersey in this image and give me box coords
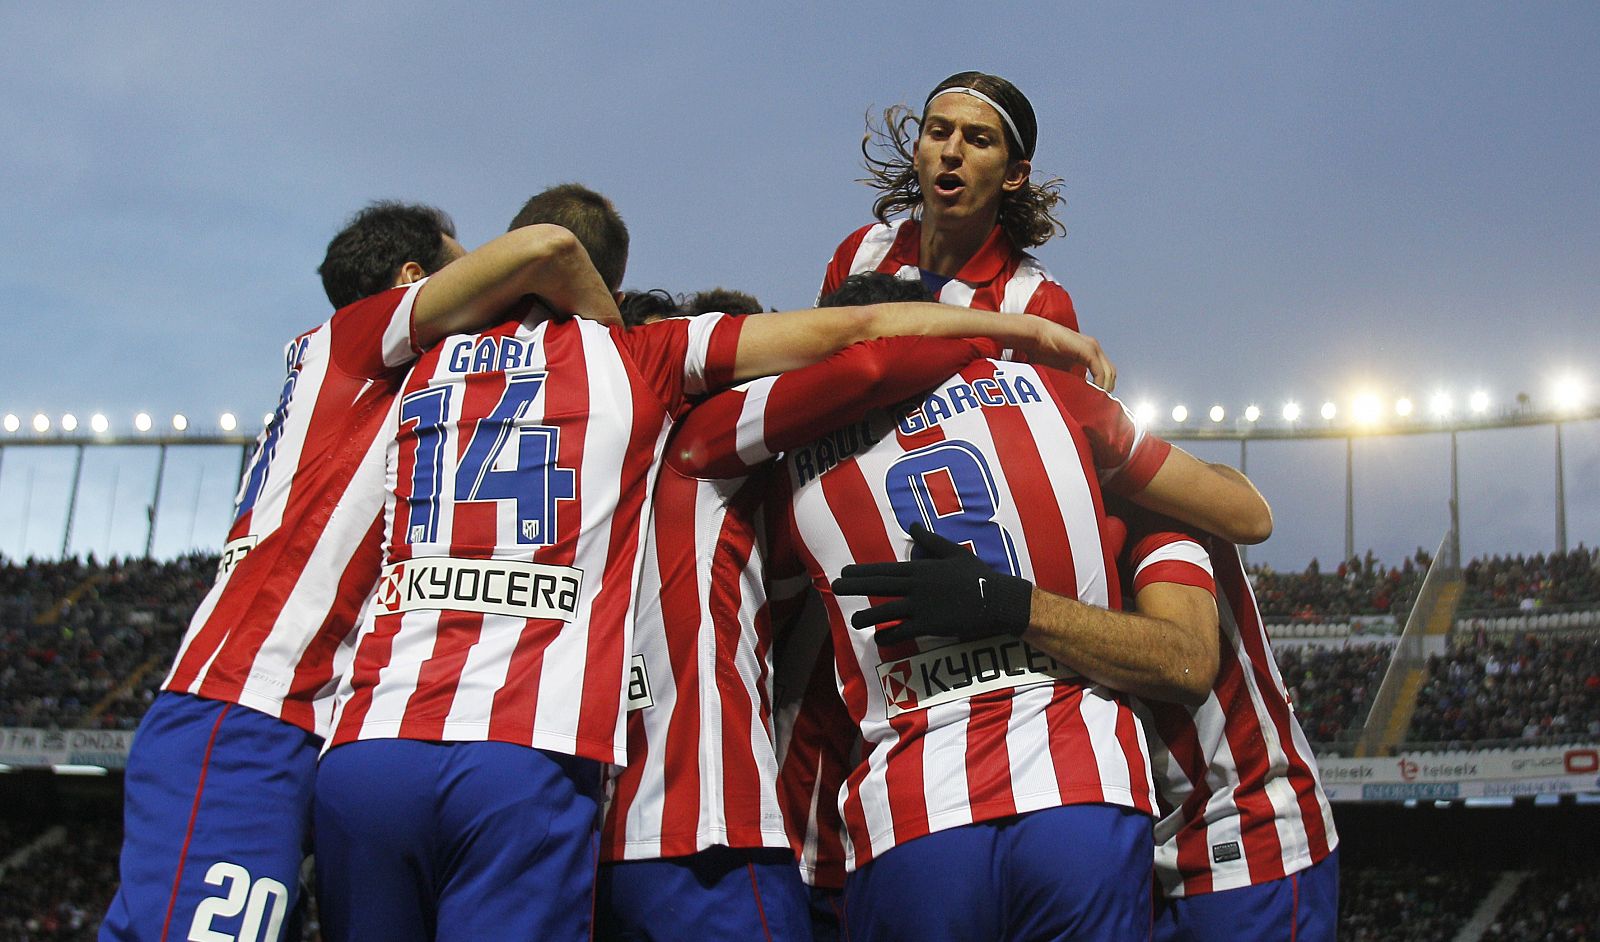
[326,311,742,765]
[600,465,791,860]
[1125,519,1339,897]
[164,281,426,737]
[773,600,853,889]
[767,359,1170,870]
[605,336,993,861]
[820,220,1078,337]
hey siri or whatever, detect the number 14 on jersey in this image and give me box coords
[399,372,574,546]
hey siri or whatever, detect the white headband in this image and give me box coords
[926,86,1029,157]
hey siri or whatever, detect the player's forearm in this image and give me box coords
[1023,589,1217,705]
[1132,448,1274,545]
[412,225,621,348]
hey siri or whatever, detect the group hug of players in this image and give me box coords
[100,71,1340,942]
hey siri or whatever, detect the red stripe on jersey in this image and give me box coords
[486,321,590,745]
[1151,705,1216,893]
[820,224,876,298]
[1221,557,1332,861]
[1212,639,1289,884]
[280,511,388,731]
[709,481,768,844]
[574,340,666,754]
[654,471,706,851]
[1042,685,1106,806]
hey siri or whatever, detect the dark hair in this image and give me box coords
[860,71,1065,249]
[685,287,765,317]
[508,183,630,292]
[818,272,934,308]
[619,288,682,328]
[318,201,457,309]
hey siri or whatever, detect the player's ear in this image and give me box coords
[394,261,427,287]
[1001,158,1031,193]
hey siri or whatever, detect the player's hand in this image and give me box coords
[831,524,1034,646]
[1023,320,1115,391]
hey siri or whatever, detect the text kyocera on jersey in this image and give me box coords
[443,335,544,374]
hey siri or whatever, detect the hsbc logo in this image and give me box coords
[876,636,1077,718]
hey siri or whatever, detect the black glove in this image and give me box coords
[830,523,1033,646]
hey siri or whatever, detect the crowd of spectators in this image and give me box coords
[1339,863,1500,942]
[1485,868,1600,941]
[1407,628,1600,746]
[1461,546,1600,612]
[1249,549,1429,619]
[0,820,118,941]
[0,554,212,730]
[1275,643,1392,743]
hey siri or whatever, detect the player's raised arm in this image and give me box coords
[411,224,622,347]
[729,302,1114,389]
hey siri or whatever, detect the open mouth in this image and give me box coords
[933,172,965,197]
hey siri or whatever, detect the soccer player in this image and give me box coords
[598,274,1006,940]
[672,357,1271,939]
[838,501,1341,941]
[821,71,1078,334]
[102,201,621,942]
[314,188,1114,941]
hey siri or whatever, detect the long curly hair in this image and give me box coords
[859,73,1066,249]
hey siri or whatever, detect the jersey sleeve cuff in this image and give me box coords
[1105,435,1171,496]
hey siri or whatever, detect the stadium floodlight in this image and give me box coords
[90,413,109,434]
[1171,404,1188,423]
[1352,393,1382,426]
[1395,397,1414,418]
[1209,405,1225,423]
[1469,390,1490,414]
[1430,392,1453,418]
[32,413,50,433]
[1320,401,1337,421]
[1551,374,1584,413]
[1134,401,1157,425]
[1281,402,1301,423]
[1244,404,1261,423]
[3,414,18,433]
[134,412,153,432]
[172,413,189,432]
[61,413,79,432]
[220,412,238,432]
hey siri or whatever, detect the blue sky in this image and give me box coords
[1,2,1596,568]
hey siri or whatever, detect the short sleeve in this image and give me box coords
[1038,367,1171,494]
[1120,505,1216,596]
[818,224,876,302]
[1023,279,1079,331]
[615,313,743,416]
[326,280,428,379]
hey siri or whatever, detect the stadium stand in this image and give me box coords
[1275,642,1392,743]
[0,819,119,941]
[1249,549,1429,618]
[1483,867,1600,940]
[0,555,210,730]
[1461,547,1600,611]
[1407,627,1600,747]
[1339,862,1500,942]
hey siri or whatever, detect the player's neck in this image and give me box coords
[918,208,997,279]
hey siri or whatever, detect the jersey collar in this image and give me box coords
[886,219,1016,287]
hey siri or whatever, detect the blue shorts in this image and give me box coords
[843,803,1154,941]
[314,739,603,942]
[1153,847,1340,942]
[809,886,845,942]
[595,846,810,940]
[101,691,319,942]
